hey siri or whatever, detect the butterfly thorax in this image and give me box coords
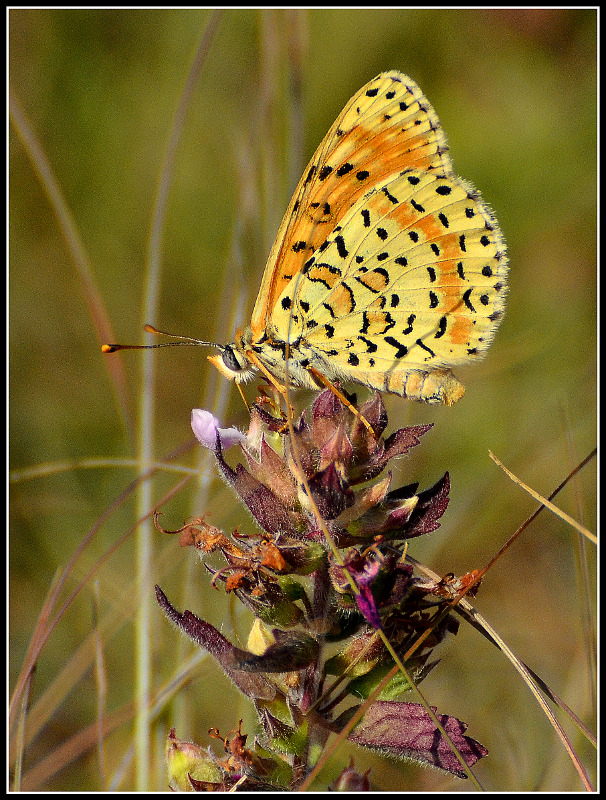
[206,326,320,391]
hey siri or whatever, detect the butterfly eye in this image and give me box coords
[221,345,247,373]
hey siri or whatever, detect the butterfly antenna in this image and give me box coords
[101,325,225,354]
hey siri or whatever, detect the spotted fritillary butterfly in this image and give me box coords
[209,71,507,406]
[118,71,506,408]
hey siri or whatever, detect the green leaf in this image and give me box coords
[348,661,413,700]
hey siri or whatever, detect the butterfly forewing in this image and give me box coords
[250,71,454,339]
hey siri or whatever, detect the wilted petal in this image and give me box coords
[349,700,488,778]
[355,584,382,630]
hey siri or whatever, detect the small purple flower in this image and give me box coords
[352,556,383,629]
[191,409,246,452]
[358,556,382,587]
[355,583,382,630]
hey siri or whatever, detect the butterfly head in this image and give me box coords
[207,346,252,383]
[207,330,257,384]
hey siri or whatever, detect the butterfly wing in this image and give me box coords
[270,166,507,401]
[247,70,508,404]
[250,71,453,341]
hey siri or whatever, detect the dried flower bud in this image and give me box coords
[165,728,223,792]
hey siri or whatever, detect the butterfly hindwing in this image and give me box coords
[270,164,506,367]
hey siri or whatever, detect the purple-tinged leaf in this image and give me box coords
[214,448,303,537]
[383,424,433,459]
[307,462,355,520]
[349,700,488,778]
[318,424,354,471]
[335,473,392,528]
[155,585,276,701]
[351,424,433,484]
[349,484,418,539]
[404,473,450,538]
[358,392,388,438]
[244,436,298,505]
[312,388,344,431]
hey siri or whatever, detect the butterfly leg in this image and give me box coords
[242,348,297,420]
[236,382,252,412]
[306,366,377,436]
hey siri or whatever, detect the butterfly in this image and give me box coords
[104,71,508,408]
[207,71,508,407]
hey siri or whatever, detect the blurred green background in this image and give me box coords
[10,9,596,791]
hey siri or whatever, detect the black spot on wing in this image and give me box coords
[357,335,378,353]
[435,316,447,339]
[463,288,476,312]
[402,314,416,335]
[416,339,436,358]
[336,163,354,177]
[335,235,348,259]
[384,336,408,359]
[382,186,399,204]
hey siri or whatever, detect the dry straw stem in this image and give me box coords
[489,451,596,544]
